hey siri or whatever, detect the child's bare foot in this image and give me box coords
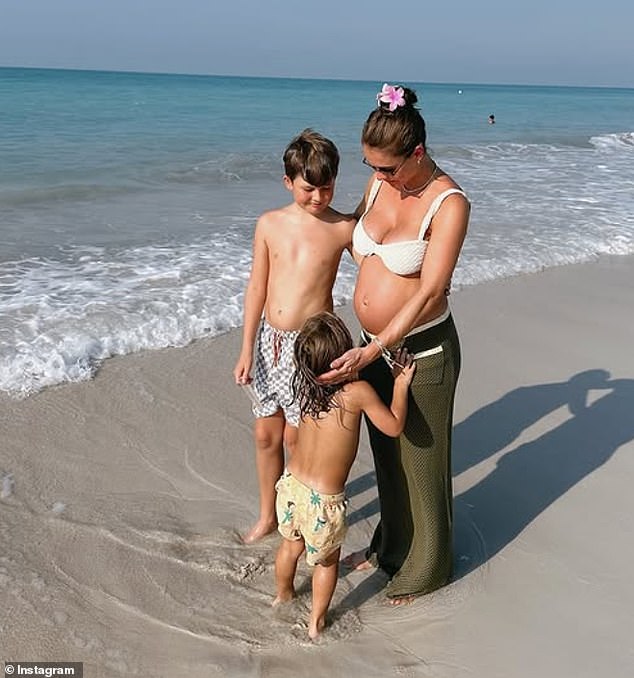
[241,519,277,544]
[272,590,295,607]
[308,614,326,640]
[341,549,374,571]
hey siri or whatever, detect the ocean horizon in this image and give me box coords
[5,64,634,90]
[2,67,633,396]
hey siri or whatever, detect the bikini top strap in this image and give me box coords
[418,188,467,240]
[360,178,382,218]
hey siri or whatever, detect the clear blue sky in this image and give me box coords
[1,0,632,87]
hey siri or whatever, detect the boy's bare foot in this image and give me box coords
[341,549,374,571]
[308,615,326,640]
[241,520,277,544]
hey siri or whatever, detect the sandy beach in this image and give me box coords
[1,254,633,678]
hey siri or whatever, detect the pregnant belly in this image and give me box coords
[353,257,420,334]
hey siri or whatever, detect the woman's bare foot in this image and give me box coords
[385,594,417,606]
[308,614,326,640]
[242,519,277,544]
[341,549,374,571]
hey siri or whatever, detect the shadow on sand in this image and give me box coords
[452,368,634,576]
[339,369,634,606]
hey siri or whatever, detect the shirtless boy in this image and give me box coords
[272,312,415,638]
[233,129,355,544]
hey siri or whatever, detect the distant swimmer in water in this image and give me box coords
[488,114,495,124]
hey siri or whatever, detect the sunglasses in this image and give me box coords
[362,153,410,177]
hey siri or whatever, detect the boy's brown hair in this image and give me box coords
[283,128,340,186]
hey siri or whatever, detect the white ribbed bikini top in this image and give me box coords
[352,179,467,276]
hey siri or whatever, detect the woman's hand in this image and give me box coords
[317,346,373,385]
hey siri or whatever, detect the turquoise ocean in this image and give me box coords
[2,67,633,396]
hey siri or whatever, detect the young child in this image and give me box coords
[233,130,355,544]
[272,312,415,639]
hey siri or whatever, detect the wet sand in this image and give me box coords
[1,254,633,677]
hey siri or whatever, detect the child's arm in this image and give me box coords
[233,217,269,385]
[356,350,415,437]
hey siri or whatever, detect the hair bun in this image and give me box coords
[376,83,418,112]
[402,87,418,107]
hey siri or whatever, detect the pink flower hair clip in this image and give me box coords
[377,83,406,111]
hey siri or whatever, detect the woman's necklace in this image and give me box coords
[401,160,438,195]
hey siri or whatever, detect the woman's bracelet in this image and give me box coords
[372,335,387,353]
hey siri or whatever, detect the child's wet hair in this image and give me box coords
[292,312,353,419]
[283,129,340,186]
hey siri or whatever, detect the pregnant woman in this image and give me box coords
[321,84,470,603]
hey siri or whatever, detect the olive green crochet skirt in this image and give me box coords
[360,314,460,598]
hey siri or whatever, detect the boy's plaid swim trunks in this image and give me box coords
[252,318,300,427]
